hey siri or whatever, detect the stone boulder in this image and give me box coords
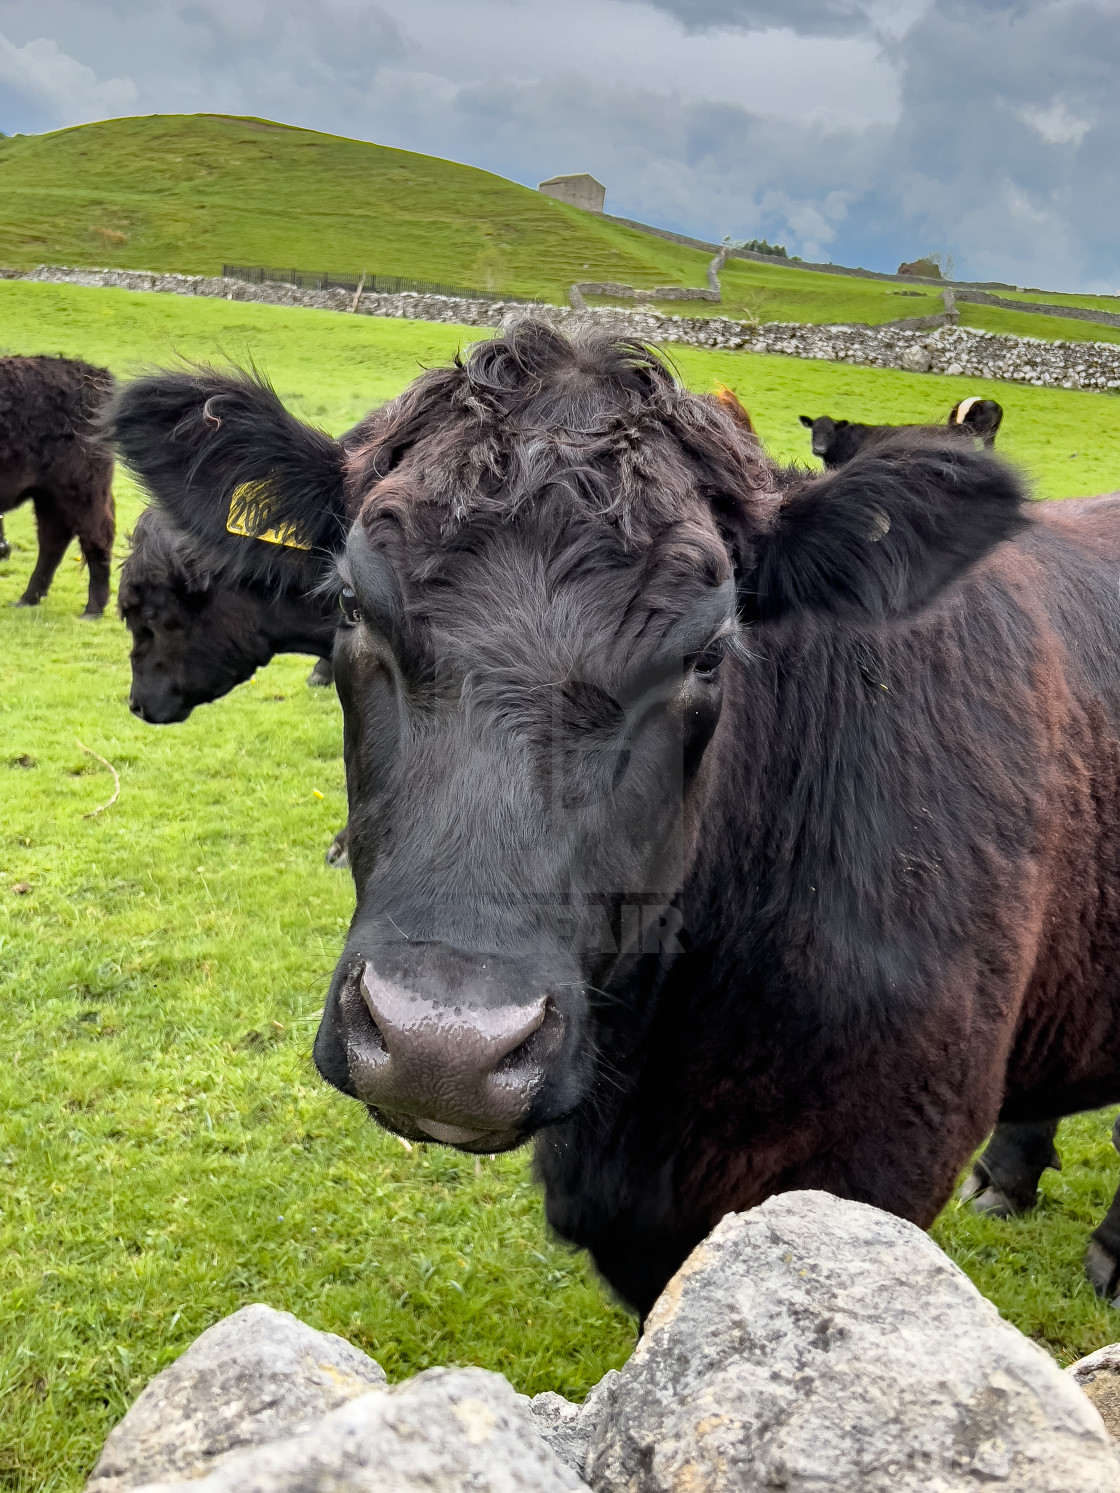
[521,1374,619,1479]
[86,1303,387,1492]
[584,1191,1120,1493]
[124,1368,589,1493]
[901,343,932,372]
[1069,1343,1120,1440]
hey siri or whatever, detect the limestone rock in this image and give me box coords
[523,1371,621,1478]
[126,1367,590,1493]
[901,343,932,372]
[586,1191,1120,1493]
[86,1303,386,1492]
[1069,1343,1120,1439]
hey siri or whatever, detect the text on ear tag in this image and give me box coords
[226,480,312,551]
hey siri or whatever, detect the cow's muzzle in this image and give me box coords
[320,944,577,1151]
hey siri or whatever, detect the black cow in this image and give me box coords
[800,397,1004,468]
[111,328,1120,1317]
[0,518,10,561]
[1,355,116,616]
[119,507,339,724]
[120,506,350,867]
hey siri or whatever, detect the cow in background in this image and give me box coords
[119,506,349,866]
[119,507,339,725]
[800,397,1004,468]
[0,355,115,616]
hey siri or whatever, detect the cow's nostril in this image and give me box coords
[354,972,389,1055]
[494,999,563,1080]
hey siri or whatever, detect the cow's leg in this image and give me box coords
[15,500,72,606]
[325,823,350,870]
[74,476,115,618]
[0,517,9,561]
[959,1118,1062,1217]
[1086,1114,1120,1304]
[77,529,112,618]
[307,656,334,687]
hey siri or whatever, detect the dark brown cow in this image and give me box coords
[0,355,115,616]
[110,328,1120,1316]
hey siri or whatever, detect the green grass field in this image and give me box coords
[957,300,1120,348]
[5,113,1116,343]
[999,287,1120,314]
[3,282,1120,1490]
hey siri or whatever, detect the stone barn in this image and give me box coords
[538,173,606,213]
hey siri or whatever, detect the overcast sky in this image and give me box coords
[0,0,1116,291]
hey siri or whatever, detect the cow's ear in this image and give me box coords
[798,414,815,428]
[743,437,1028,623]
[108,369,349,586]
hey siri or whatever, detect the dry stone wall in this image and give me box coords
[83,1194,1120,1493]
[12,265,1120,394]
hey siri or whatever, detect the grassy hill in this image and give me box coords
[0,112,966,328]
[2,114,1116,343]
[0,112,772,306]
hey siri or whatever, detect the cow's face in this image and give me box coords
[122,580,271,723]
[316,486,739,1151]
[799,414,846,461]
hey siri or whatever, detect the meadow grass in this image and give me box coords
[3,283,1120,1489]
[958,299,1120,348]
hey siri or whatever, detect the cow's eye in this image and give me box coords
[340,587,364,625]
[689,637,729,678]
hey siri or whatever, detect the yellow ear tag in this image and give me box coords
[226,480,312,551]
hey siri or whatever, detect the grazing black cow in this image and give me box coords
[120,506,350,867]
[112,327,1120,1318]
[0,355,116,616]
[800,397,1004,468]
[119,507,339,724]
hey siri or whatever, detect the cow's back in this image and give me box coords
[0,355,114,476]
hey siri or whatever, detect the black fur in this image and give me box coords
[107,369,349,589]
[1,355,115,615]
[749,437,1027,621]
[119,506,338,724]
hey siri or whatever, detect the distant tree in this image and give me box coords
[730,236,789,259]
[926,250,956,281]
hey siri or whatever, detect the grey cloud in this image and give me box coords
[639,0,878,35]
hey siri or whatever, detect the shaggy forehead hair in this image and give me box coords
[345,321,774,548]
[119,507,209,610]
